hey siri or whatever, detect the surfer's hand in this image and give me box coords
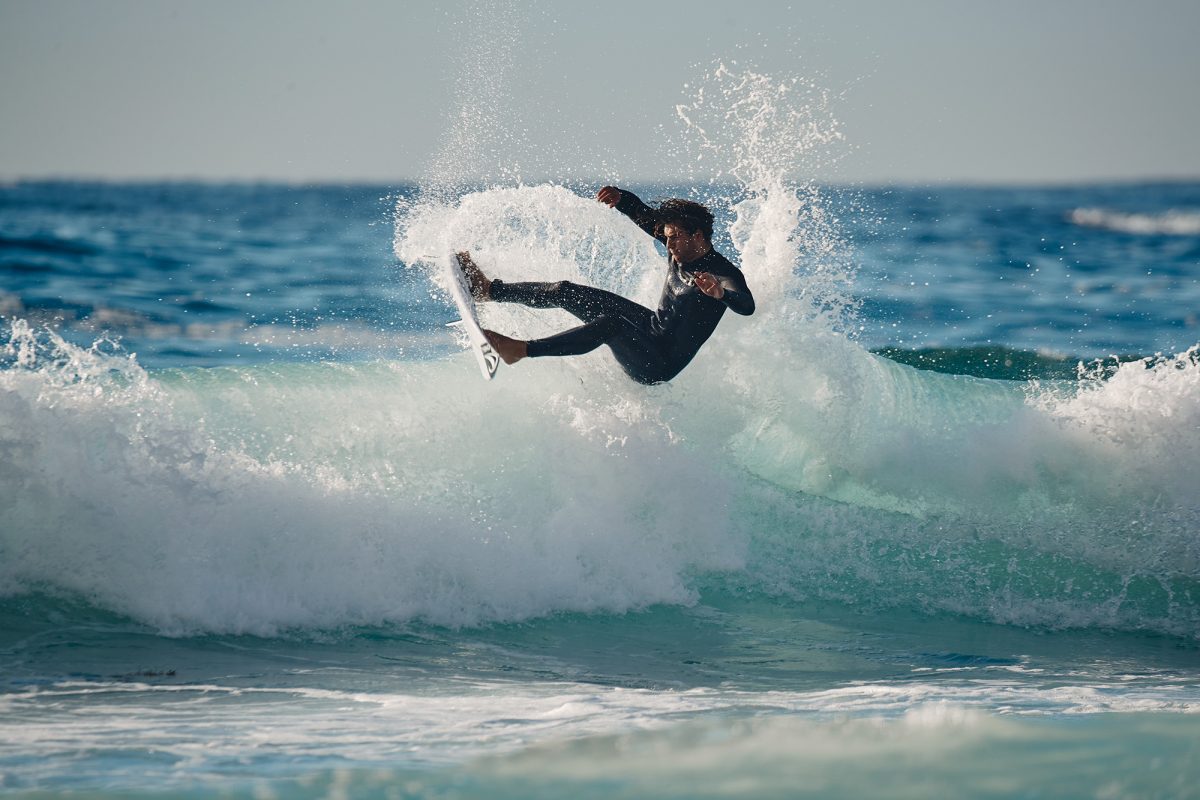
[597,186,622,207]
[694,272,724,299]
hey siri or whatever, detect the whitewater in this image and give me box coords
[2,62,1200,798]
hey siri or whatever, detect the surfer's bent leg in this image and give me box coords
[525,316,626,358]
[489,280,649,325]
[524,317,668,385]
[490,280,670,384]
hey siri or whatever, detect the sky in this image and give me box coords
[2,0,1198,185]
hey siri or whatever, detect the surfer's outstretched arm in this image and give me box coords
[597,186,665,244]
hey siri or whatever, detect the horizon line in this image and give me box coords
[4,174,1200,190]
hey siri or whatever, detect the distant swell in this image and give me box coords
[1069,207,1200,235]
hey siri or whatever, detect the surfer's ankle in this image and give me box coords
[483,330,526,364]
[455,251,491,300]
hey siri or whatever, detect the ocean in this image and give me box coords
[3,71,1200,798]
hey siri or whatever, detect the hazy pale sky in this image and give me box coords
[3,0,1198,184]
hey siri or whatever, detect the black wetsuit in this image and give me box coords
[489,190,755,384]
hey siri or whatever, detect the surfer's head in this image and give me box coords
[657,199,714,264]
[655,199,714,243]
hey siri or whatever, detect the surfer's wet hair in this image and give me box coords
[654,199,714,242]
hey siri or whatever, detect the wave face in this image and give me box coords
[3,68,1199,640]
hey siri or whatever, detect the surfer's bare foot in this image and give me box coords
[483,330,527,364]
[455,251,491,301]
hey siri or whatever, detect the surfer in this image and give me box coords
[457,186,754,384]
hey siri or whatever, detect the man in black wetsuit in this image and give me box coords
[458,185,755,385]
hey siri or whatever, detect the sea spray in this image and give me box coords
[422,1,524,199]
[676,61,856,326]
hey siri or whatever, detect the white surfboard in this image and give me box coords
[443,252,500,380]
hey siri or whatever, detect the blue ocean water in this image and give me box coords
[3,62,1200,795]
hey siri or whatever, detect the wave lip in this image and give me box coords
[1068,207,1200,235]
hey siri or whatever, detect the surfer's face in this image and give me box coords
[662,224,709,265]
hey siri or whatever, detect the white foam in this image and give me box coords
[0,323,743,635]
[3,676,1196,786]
[1029,348,1200,505]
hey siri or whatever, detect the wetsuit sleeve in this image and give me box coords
[613,189,665,243]
[717,272,755,316]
